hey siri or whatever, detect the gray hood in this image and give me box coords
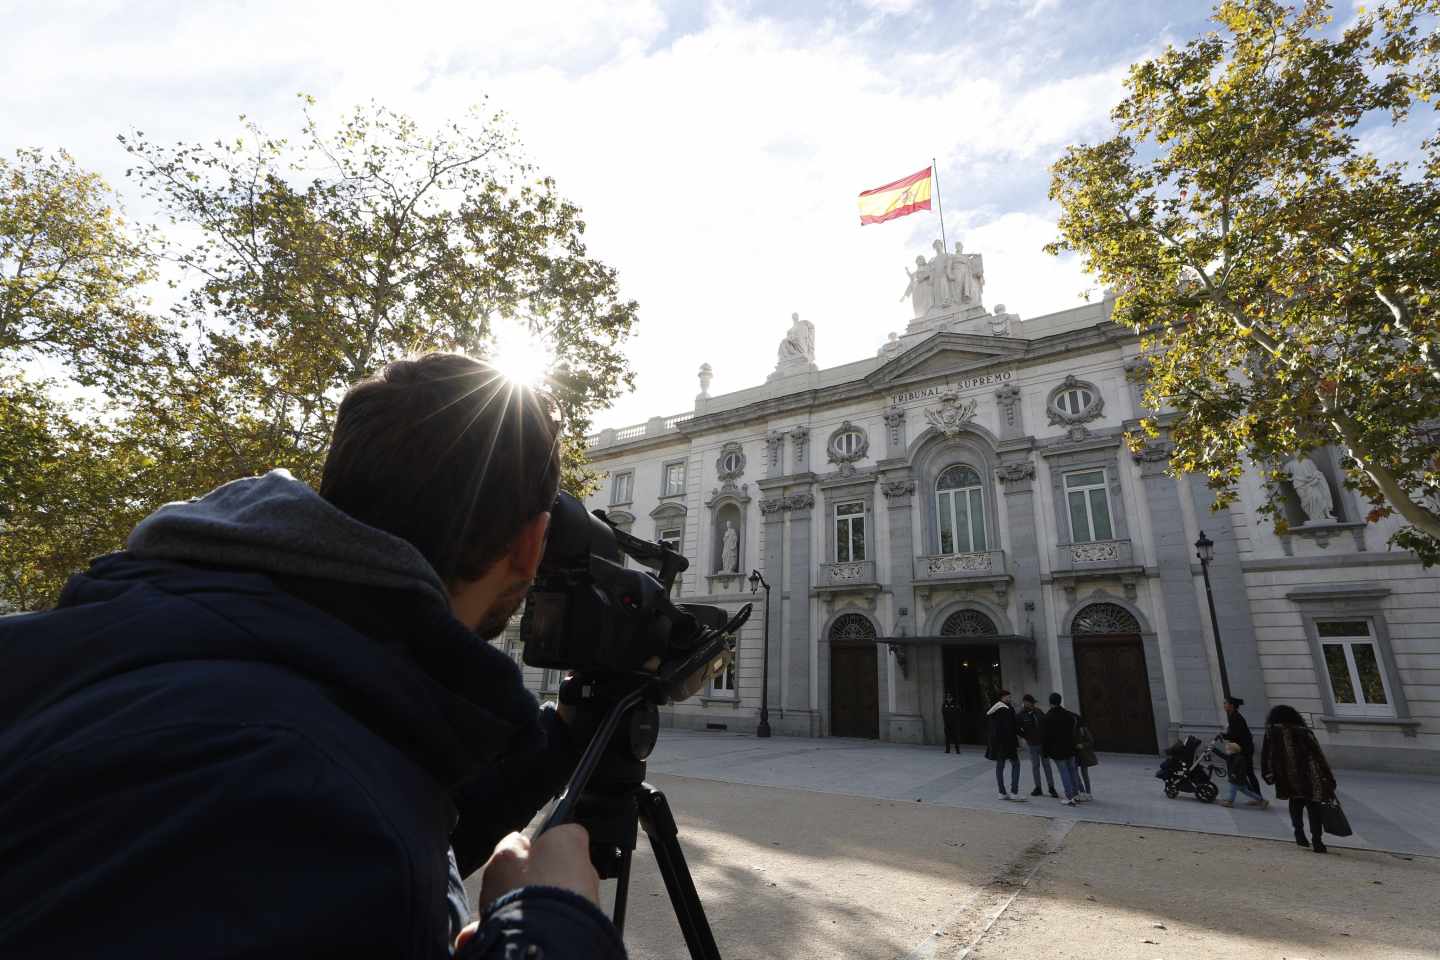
[128,469,450,606]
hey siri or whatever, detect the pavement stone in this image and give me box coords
[646,730,1440,858]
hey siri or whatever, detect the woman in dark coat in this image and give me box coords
[942,694,962,754]
[1261,704,1338,853]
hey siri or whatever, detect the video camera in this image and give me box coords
[521,491,744,687]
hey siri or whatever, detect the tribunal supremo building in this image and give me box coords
[513,244,1440,773]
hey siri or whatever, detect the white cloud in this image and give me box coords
[1,0,1137,430]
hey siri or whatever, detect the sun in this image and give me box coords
[489,320,554,387]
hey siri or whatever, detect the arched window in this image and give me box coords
[941,609,998,637]
[829,612,876,642]
[935,464,987,554]
[1073,602,1140,635]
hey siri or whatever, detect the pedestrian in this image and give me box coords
[942,693,962,755]
[985,689,1025,802]
[1074,711,1097,800]
[1042,692,1084,805]
[1219,696,1269,809]
[1017,694,1058,798]
[1261,704,1338,853]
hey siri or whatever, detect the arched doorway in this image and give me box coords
[1072,603,1158,754]
[829,613,879,739]
[940,609,1002,744]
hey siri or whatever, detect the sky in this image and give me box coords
[2,0,1235,429]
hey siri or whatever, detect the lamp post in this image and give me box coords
[748,569,773,738]
[1195,531,1233,702]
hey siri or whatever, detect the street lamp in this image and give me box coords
[1195,531,1233,702]
[748,568,773,738]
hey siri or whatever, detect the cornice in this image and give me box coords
[676,323,1139,436]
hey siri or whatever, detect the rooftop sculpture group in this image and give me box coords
[901,239,984,318]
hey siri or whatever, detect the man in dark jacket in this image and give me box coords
[1041,692,1083,805]
[942,693,962,754]
[1016,694,1056,798]
[0,354,623,958]
[984,690,1024,801]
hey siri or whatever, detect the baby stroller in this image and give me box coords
[1155,736,1222,803]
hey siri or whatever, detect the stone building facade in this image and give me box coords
[512,246,1440,774]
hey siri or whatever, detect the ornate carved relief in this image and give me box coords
[759,493,814,515]
[924,390,979,438]
[995,383,1022,429]
[882,404,907,449]
[1131,439,1174,463]
[828,561,868,583]
[926,553,993,575]
[790,425,810,468]
[1047,375,1105,429]
[760,497,785,515]
[765,430,786,472]
[716,441,746,489]
[1070,541,1121,563]
[995,460,1036,484]
[826,421,869,477]
[881,478,916,499]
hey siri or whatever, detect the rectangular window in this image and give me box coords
[709,657,736,697]
[1064,469,1114,543]
[936,487,987,554]
[835,501,866,562]
[611,470,633,505]
[542,668,561,693]
[663,462,686,497]
[1318,619,1394,717]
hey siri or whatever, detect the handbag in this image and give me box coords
[1321,798,1353,837]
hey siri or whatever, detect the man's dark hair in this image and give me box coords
[321,353,561,586]
[1048,692,1062,706]
[1022,694,1036,703]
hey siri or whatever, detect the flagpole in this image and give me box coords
[931,157,947,250]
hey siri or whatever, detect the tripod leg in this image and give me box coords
[612,847,632,936]
[635,783,722,960]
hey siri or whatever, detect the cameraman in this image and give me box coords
[0,354,624,959]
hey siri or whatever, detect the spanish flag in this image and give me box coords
[858,165,933,225]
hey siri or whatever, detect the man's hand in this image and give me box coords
[478,824,600,909]
[454,825,601,953]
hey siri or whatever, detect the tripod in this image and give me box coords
[535,635,733,960]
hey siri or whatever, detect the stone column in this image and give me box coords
[784,490,817,735]
[759,495,786,736]
[994,448,1047,692]
[880,471,923,742]
[1134,440,1214,734]
[1187,476,1269,717]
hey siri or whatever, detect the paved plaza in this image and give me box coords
[466,731,1440,958]
[647,729,1440,858]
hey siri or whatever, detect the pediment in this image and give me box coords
[867,332,1027,387]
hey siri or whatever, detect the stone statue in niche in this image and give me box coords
[776,312,815,364]
[720,521,739,573]
[1284,454,1337,524]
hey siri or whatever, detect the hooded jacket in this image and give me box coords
[984,700,1019,761]
[0,470,623,959]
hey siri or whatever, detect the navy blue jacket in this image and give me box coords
[0,555,623,958]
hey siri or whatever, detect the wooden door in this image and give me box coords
[1074,637,1158,754]
[830,644,879,739]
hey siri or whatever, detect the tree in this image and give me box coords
[116,98,636,495]
[1048,0,1440,562]
[1,100,638,609]
[0,148,156,377]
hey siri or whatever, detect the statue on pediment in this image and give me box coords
[900,255,933,318]
[951,240,984,305]
[776,312,815,364]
